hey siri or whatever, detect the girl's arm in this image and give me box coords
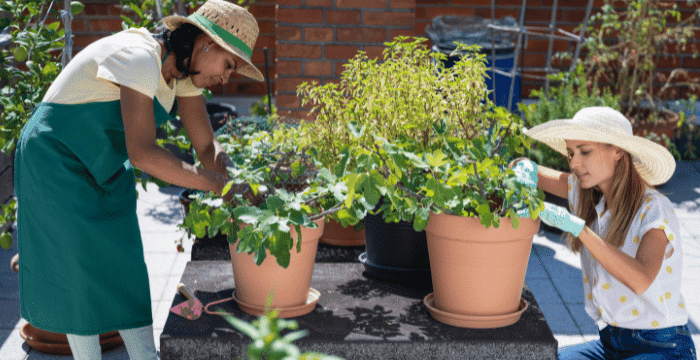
[176,95,233,177]
[537,165,569,199]
[577,226,668,295]
[120,85,228,194]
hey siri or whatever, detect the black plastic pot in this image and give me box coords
[361,208,432,288]
[179,189,230,260]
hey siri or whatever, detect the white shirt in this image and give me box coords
[43,27,201,112]
[568,175,688,330]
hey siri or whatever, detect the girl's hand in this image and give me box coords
[511,158,538,189]
[539,202,586,237]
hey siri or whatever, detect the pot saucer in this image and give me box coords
[358,252,432,287]
[423,293,529,329]
[20,323,123,355]
[233,288,320,318]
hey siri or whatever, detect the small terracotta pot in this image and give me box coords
[630,108,680,140]
[424,212,539,327]
[319,218,365,246]
[229,217,325,317]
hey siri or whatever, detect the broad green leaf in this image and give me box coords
[413,206,429,232]
[0,232,11,250]
[70,1,84,15]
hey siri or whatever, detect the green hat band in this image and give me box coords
[188,13,252,58]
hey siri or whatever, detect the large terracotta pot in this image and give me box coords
[319,218,365,246]
[423,213,540,328]
[630,107,680,140]
[229,217,325,318]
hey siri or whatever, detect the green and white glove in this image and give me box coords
[511,158,538,217]
[512,158,538,189]
[539,202,586,237]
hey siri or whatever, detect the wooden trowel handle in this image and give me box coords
[177,283,196,301]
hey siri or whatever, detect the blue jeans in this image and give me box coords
[558,324,696,359]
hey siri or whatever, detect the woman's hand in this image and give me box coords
[539,202,585,237]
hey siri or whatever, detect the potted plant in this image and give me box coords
[336,41,544,328]
[297,36,493,284]
[182,125,357,317]
[573,0,700,143]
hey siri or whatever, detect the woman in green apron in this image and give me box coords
[13,1,263,358]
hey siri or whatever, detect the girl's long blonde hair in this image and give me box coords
[567,146,651,252]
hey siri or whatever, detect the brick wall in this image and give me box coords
[61,0,700,117]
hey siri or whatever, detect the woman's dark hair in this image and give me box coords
[156,23,203,78]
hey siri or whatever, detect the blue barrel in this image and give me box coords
[433,43,521,113]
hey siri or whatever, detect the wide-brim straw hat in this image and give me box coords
[161,0,264,82]
[523,106,675,185]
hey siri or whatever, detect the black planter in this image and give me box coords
[361,210,432,288]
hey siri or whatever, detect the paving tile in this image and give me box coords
[526,278,563,305]
[0,300,21,329]
[553,334,587,349]
[526,252,549,280]
[538,302,580,335]
[567,303,599,336]
[149,275,169,303]
[152,301,171,335]
[0,274,19,300]
[100,346,130,360]
[0,328,30,360]
[141,231,187,254]
[145,253,177,277]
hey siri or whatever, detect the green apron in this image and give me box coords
[14,99,175,335]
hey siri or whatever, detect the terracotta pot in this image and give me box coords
[424,212,540,328]
[319,218,365,246]
[20,323,123,355]
[630,108,680,141]
[229,217,325,317]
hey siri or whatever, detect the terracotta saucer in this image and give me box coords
[423,293,529,329]
[233,287,320,318]
[19,323,123,355]
[358,252,432,287]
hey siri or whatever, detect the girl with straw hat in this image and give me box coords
[511,107,696,359]
[13,1,261,358]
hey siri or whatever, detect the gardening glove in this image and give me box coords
[511,158,538,189]
[539,202,586,237]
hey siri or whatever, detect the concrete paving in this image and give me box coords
[1,161,699,359]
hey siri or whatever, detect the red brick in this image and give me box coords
[451,0,495,5]
[226,81,269,96]
[326,45,361,59]
[258,20,275,34]
[390,29,416,41]
[563,9,590,23]
[522,53,546,67]
[305,61,333,76]
[417,0,446,4]
[335,61,349,76]
[390,0,415,9]
[306,0,333,6]
[276,94,301,108]
[277,43,323,58]
[276,26,302,41]
[276,0,303,5]
[327,10,362,24]
[276,60,303,75]
[338,28,387,43]
[337,0,387,8]
[363,11,414,26]
[275,77,318,92]
[254,35,276,49]
[83,3,111,15]
[656,55,683,69]
[249,4,275,18]
[276,9,323,23]
[363,46,385,60]
[89,19,122,32]
[72,35,103,48]
[414,21,429,37]
[426,7,473,20]
[684,57,700,69]
[415,6,427,20]
[305,27,334,42]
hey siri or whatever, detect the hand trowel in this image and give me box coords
[170,283,204,320]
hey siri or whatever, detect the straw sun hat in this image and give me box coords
[161,0,264,82]
[524,107,676,186]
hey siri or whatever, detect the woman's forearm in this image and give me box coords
[196,140,232,176]
[577,226,656,295]
[538,165,569,199]
[131,144,226,195]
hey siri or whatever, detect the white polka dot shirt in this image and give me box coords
[568,175,688,330]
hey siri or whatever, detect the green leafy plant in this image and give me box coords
[518,63,621,170]
[181,126,365,267]
[568,0,700,126]
[299,38,544,230]
[0,0,84,249]
[217,292,344,360]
